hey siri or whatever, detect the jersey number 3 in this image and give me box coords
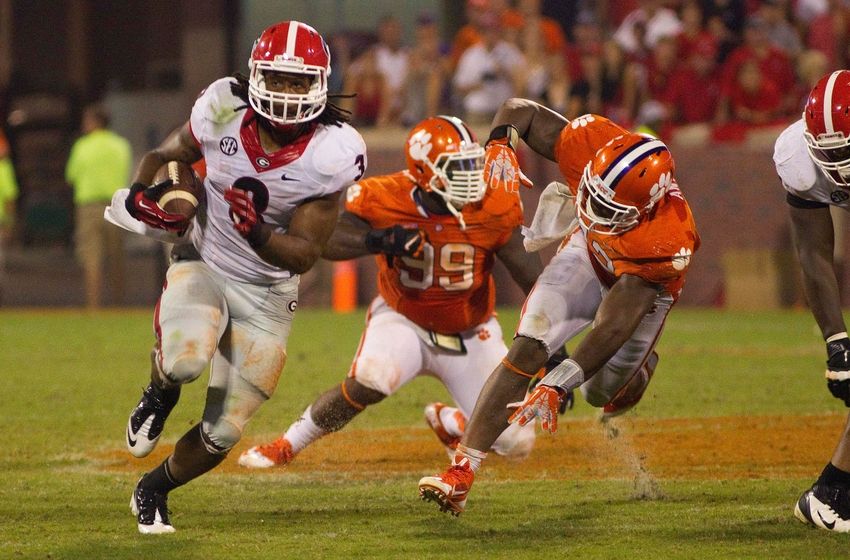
[399,242,475,291]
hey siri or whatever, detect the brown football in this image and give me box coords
[152,161,205,219]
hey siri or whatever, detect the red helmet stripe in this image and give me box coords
[285,21,300,57]
[824,70,843,134]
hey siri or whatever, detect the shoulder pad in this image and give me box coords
[773,119,819,193]
[310,123,367,178]
[192,78,246,127]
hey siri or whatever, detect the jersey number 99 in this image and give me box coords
[399,242,475,291]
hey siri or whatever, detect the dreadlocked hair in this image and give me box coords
[230,73,353,127]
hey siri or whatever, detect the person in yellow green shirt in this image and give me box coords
[0,130,19,302]
[65,104,132,308]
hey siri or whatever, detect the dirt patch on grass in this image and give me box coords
[96,413,845,482]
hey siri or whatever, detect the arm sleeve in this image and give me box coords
[786,191,829,209]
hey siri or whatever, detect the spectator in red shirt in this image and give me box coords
[720,16,796,114]
[663,35,722,125]
[805,1,850,69]
[677,0,716,61]
[642,35,680,102]
[726,59,783,124]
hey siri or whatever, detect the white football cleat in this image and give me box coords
[795,483,850,532]
[126,383,180,458]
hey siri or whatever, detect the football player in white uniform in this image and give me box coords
[776,70,850,533]
[109,21,367,534]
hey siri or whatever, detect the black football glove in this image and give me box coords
[365,225,428,261]
[529,345,575,413]
[826,336,850,407]
[125,180,191,232]
[224,187,271,249]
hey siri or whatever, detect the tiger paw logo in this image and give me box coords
[649,171,673,203]
[671,247,692,271]
[571,114,596,129]
[407,129,433,162]
[477,328,491,341]
[485,151,518,192]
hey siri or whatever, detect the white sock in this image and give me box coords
[283,405,328,454]
[438,406,466,438]
[453,444,487,472]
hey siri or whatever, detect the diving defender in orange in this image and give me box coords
[239,115,547,469]
[419,99,700,516]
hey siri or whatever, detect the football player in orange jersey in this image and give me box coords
[238,115,552,470]
[419,98,700,516]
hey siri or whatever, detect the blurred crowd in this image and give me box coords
[331,0,849,141]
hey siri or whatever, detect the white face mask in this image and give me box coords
[248,61,328,125]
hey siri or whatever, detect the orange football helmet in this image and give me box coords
[405,116,486,213]
[576,133,674,235]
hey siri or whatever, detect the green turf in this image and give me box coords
[0,307,846,558]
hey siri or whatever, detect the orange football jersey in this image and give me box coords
[554,115,700,299]
[345,171,523,333]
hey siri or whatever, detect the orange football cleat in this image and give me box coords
[418,458,475,516]
[238,437,295,469]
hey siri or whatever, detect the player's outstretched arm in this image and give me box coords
[495,226,543,294]
[571,274,659,376]
[132,122,202,187]
[323,211,427,263]
[789,203,845,338]
[489,98,568,162]
[321,211,373,260]
[251,191,342,273]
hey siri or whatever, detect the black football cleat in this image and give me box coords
[126,382,180,458]
[130,478,175,534]
[794,482,850,532]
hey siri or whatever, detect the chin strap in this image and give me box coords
[428,179,468,231]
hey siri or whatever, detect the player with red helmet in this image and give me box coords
[105,21,366,534]
[237,115,548,470]
[418,100,699,516]
[776,69,850,532]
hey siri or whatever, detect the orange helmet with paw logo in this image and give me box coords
[405,116,486,210]
[576,133,674,235]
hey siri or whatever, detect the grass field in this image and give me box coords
[2,307,850,559]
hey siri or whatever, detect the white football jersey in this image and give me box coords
[774,118,850,209]
[189,77,367,283]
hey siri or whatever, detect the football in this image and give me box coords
[152,161,205,219]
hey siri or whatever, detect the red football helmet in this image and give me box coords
[405,115,486,212]
[804,70,850,187]
[248,21,330,125]
[576,133,674,235]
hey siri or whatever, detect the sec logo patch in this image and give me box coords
[831,190,849,203]
[220,136,238,155]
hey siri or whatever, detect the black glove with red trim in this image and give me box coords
[224,187,272,248]
[125,180,191,233]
